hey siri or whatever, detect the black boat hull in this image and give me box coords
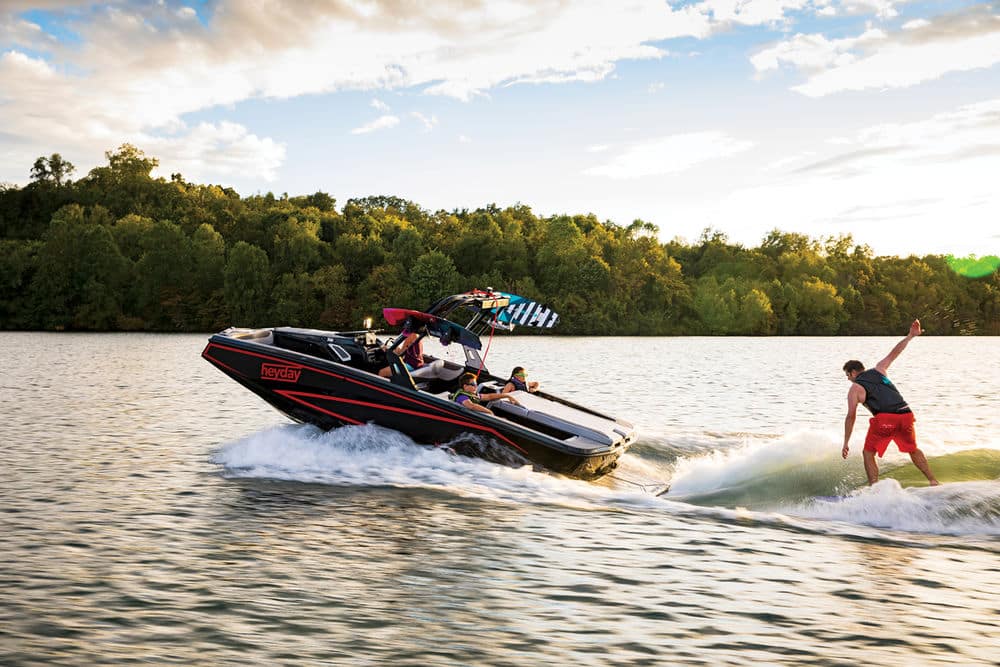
[203,336,623,479]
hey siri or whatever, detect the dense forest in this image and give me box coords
[2,144,998,335]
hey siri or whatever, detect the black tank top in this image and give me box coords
[854,369,911,415]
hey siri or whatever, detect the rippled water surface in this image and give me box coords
[2,333,999,665]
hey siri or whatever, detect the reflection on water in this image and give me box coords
[1,333,998,665]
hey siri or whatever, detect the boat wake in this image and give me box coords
[793,479,1000,535]
[212,423,622,508]
[659,429,1000,537]
[212,424,1000,539]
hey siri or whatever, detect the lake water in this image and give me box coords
[2,333,999,665]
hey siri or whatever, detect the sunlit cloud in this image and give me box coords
[822,0,908,18]
[0,0,722,182]
[585,131,754,179]
[140,121,286,182]
[751,29,886,73]
[410,111,438,131]
[699,99,1000,255]
[350,115,400,135]
[0,0,994,260]
[0,15,52,49]
[697,0,810,27]
[752,4,1000,96]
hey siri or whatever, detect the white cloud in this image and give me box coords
[0,15,51,49]
[0,0,723,183]
[697,0,810,26]
[902,18,929,30]
[752,5,1000,96]
[0,0,991,207]
[350,114,400,135]
[751,29,885,73]
[410,111,437,131]
[585,131,754,179]
[458,134,471,143]
[697,98,1000,255]
[830,1,906,19]
[140,121,286,182]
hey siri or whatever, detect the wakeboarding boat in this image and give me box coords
[202,289,635,479]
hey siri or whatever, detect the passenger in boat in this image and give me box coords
[502,366,539,394]
[378,321,425,377]
[451,373,520,415]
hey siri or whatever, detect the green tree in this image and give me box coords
[224,242,270,325]
[272,215,323,275]
[30,153,76,186]
[390,227,426,272]
[535,216,589,295]
[312,264,351,329]
[356,264,411,321]
[112,214,155,262]
[134,220,194,329]
[410,250,461,309]
[0,239,42,328]
[737,287,775,335]
[191,223,226,295]
[30,205,128,329]
[79,144,173,218]
[334,233,386,283]
[271,272,321,325]
[693,276,738,334]
[780,277,845,334]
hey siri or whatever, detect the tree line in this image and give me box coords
[1,144,998,335]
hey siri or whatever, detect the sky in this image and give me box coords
[1,0,998,257]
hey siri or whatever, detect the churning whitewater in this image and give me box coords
[213,423,1000,540]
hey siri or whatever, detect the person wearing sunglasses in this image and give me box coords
[502,366,539,395]
[451,373,520,415]
[842,319,938,486]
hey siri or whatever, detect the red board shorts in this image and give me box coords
[864,412,917,457]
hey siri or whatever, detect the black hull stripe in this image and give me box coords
[276,390,528,454]
[205,341,529,455]
[204,341,456,418]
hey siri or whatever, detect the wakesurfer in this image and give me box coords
[842,319,939,486]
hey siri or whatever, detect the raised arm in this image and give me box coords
[874,319,922,374]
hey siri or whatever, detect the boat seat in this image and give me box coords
[489,391,627,446]
[410,359,464,382]
[410,359,443,380]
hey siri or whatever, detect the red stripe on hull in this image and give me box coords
[204,341,456,418]
[204,340,528,455]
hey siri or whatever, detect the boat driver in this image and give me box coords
[378,320,425,378]
[451,373,521,415]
